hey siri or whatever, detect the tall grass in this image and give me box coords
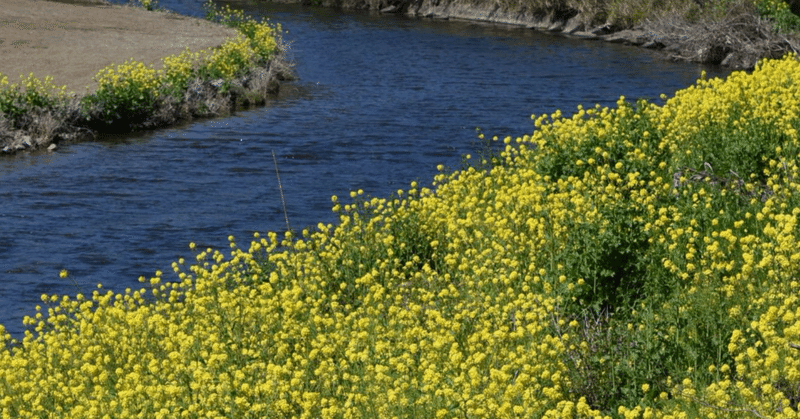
[3,52,800,418]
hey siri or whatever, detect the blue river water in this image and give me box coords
[0,0,731,337]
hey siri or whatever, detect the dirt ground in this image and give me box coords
[0,0,239,94]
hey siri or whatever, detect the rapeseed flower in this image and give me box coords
[0,72,67,121]
[4,49,800,419]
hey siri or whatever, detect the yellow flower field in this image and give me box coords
[2,53,800,418]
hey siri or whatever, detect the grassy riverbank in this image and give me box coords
[0,1,292,153]
[3,43,800,417]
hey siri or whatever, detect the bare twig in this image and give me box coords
[644,10,797,68]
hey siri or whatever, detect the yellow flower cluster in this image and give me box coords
[0,72,67,118]
[88,11,278,103]
[494,54,800,417]
[160,48,201,92]
[136,0,155,11]
[204,34,258,81]
[200,1,279,81]
[249,23,279,63]
[4,54,800,418]
[760,0,792,13]
[94,59,160,96]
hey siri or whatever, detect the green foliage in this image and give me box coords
[757,0,800,32]
[81,60,160,127]
[203,0,281,65]
[203,0,254,29]
[0,74,66,127]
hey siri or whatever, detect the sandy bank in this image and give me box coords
[0,0,291,153]
[0,0,240,94]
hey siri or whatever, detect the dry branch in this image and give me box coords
[644,11,800,68]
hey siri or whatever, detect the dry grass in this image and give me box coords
[603,0,701,27]
[0,95,88,152]
[431,0,800,32]
[489,0,705,26]
[644,8,800,67]
[488,0,800,67]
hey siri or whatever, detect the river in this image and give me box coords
[0,0,731,337]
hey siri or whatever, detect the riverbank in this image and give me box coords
[0,0,292,153]
[270,0,800,69]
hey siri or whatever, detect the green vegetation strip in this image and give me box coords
[0,1,288,151]
[3,38,800,416]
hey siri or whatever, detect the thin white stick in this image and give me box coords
[272,150,291,232]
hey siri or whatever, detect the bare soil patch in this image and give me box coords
[0,0,239,94]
